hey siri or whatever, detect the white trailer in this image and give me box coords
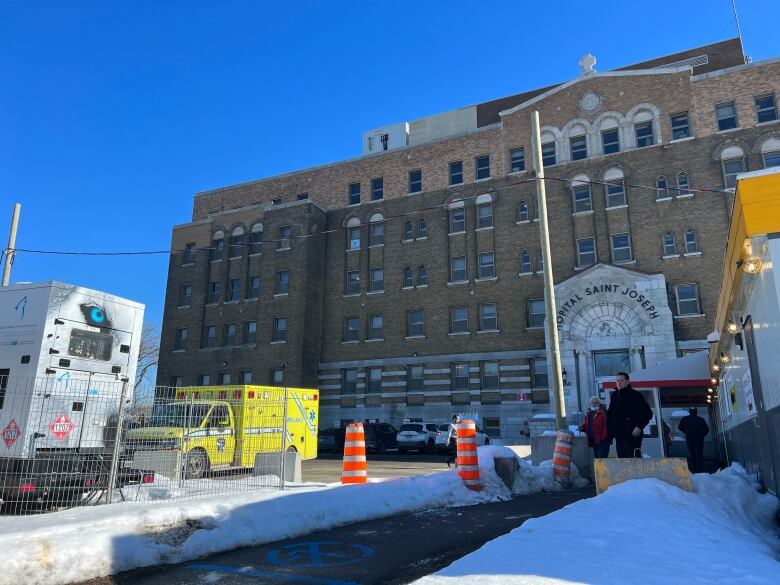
[0,281,144,508]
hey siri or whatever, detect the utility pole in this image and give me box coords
[2,203,21,287]
[530,111,567,431]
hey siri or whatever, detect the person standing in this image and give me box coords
[678,407,709,473]
[580,396,610,458]
[606,372,653,458]
[445,414,461,468]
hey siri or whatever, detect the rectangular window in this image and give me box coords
[370,221,384,246]
[573,185,592,213]
[174,327,188,351]
[475,155,490,180]
[272,317,287,342]
[532,358,548,387]
[606,180,626,208]
[527,299,545,328]
[676,173,691,196]
[247,276,261,299]
[344,317,359,342]
[478,252,496,279]
[198,374,211,386]
[407,365,424,392]
[297,192,308,200]
[276,271,289,295]
[241,371,253,384]
[536,251,544,273]
[577,238,596,268]
[519,252,532,275]
[368,314,384,340]
[367,367,382,392]
[516,201,529,222]
[449,207,465,233]
[369,267,384,292]
[670,111,691,140]
[656,177,670,200]
[207,281,221,304]
[244,321,257,344]
[764,150,780,168]
[663,233,678,256]
[270,368,284,385]
[722,158,745,189]
[229,232,244,259]
[278,226,291,250]
[201,325,217,348]
[417,218,428,238]
[403,268,414,288]
[182,242,196,264]
[755,93,778,123]
[570,135,587,160]
[635,121,654,147]
[476,202,493,229]
[272,198,282,205]
[371,178,384,200]
[450,306,469,334]
[347,225,361,250]
[449,161,464,185]
[450,256,467,283]
[407,310,425,337]
[210,237,224,262]
[170,376,183,388]
[602,129,620,154]
[179,284,192,307]
[509,148,525,173]
[409,169,422,193]
[345,270,360,295]
[249,230,263,255]
[684,230,699,254]
[223,323,237,346]
[417,265,428,286]
[610,233,633,263]
[542,142,556,166]
[484,417,501,438]
[479,303,498,331]
[716,102,738,131]
[674,284,701,316]
[481,361,499,390]
[348,182,361,205]
[451,363,469,391]
[228,278,241,302]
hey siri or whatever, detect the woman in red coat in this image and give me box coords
[580,396,610,458]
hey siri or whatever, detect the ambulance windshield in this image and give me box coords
[148,403,210,428]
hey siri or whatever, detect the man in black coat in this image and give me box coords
[678,407,710,472]
[607,372,653,458]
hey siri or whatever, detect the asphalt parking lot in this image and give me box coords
[303,451,452,483]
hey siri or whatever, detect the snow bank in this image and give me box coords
[0,446,565,585]
[415,464,780,585]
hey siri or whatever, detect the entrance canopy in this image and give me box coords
[602,350,710,388]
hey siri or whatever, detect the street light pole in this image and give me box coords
[530,111,567,431]
[2,202,21,287]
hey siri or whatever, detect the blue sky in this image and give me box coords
[1,0,778,326]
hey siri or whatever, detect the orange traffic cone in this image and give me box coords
[552,430,574,482]
[456,419,481,491]
[341,422,367,484]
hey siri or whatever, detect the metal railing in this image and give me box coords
[0,377,294,515]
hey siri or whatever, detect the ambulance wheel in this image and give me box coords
[185,450,209,480]
[286,446,297,453]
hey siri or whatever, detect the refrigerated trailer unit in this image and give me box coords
[0,281,145,508]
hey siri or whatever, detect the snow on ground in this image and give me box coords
[415,464,780,585]
[0,446,570,585]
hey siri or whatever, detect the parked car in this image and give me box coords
[317,427,346,453]
[396,422,440,453]
[434,423,490,453]
[363,422,398,453]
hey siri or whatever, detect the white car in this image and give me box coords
[396,422,440,453]
[434,423,490,453]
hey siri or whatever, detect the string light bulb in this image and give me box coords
[710,377,718,386]
[742,257,762,274]
[727,320,739,335]
[719,352,730,364]
[712,363,721,373]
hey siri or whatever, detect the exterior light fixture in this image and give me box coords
[726,320,739,335]
[742,257,762,274]
[719,352,730,364]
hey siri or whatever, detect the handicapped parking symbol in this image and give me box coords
[266,541,374,568]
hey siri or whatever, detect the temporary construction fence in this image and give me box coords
[0,376,317,515]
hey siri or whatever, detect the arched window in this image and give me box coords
[346,217,361,250]
[403,267,413,288]
[417,265,428,286]
[655,176,670,200]
[519,251,532,274]
[676,172,691,197]
[662,232,677,256]
[249,223,264,255]
[210,230,225,262]
[403,221,413,241]
[517,201,529,223]
[761,137,780,168]
[369,213,384,246]
[229,226,245,259]
[684,228,699,254]
[720,146,745,189]
[417,218,428,238]
[571,175,592,213]
[604,168,626,208]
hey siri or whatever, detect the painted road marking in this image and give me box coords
[266,541,374,568]
[186,564,362,585]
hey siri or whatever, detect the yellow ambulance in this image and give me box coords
[126,385,319,479]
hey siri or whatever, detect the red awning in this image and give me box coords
[602,351,711,389]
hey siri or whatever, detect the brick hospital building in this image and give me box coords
[157,38,780,440]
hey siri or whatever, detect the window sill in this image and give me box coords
[417,236,428,241]
[535,271,544,275]
[225,300,240,304]
[448,331,470,337]
[249,252,262,257]
[402,286,414,291]
[614,259,637,265]
[275,247,291,252]
[448,231,466,237]
[474,177,492,183]
[368,244,384,249]
[273,293,289,298]
[270,340,287,344]
[508,170,527,176]
[341,340,359,345]
[447,280,469,286]
[716,127,741,135]
[181,262,195,267]
[346,202,360,207]
[669,136,695,143]
[177,305,191,309]
[683,251,702,257]
[477,329,500,334]
[407,191,423,196]
[245,297,259,302]
[475,226,494,232]
[518,272,533,277]
[417,284,428,289]
[755,119,780,127]
[574,264,593,271]
[475,276,497,282]
[205,302,219,307]
[209,260,223,264]
[173,349,186,353]
[366,338,384,343]
[516,220,530,225]
[405,335,426,340]
[525,326,545,331]
[402,239,414,244]
[662,254,681,260]
[449,182,464,188]
[572,210,594,217]
[229,256,242,261]
[343,292,360,298]
[366,289,385,295]
[676,193,694,199]
[605,204,628,211]
[656,197,673,202]
[673,314,705,320]
[345,248,361,253]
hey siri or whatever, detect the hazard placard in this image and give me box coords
[2,419,21,449]
[49,414,75,441]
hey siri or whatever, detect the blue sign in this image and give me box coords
[90,307,105,323]
[266,541,374,568]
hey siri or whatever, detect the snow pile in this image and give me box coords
[0,446,564,585]
[415,464,780,585]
